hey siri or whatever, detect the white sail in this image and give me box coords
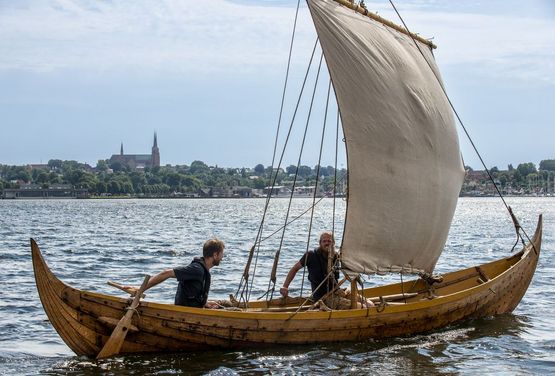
[308,0,465,274]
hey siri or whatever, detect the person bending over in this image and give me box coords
[126,238,225,309]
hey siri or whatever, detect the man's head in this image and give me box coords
[203,238,225,266]
[319,232,335,251]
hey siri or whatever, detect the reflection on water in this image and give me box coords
[0,197,554,375]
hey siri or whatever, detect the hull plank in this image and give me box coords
[30,215,541,357]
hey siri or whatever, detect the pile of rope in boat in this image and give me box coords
[386,0,532,252]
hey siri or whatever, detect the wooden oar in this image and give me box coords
[96,275,150,359]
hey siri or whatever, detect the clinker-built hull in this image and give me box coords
[31,215,541,357]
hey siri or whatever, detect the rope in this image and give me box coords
[125,306,140,320]
[271,0,302,174]
[387,0,533,248]
[508,206,527,251]
[332,103,340,243]
[287,256,342,320]
[321,37,347,262]
[248,172,346,298]
[244,37,320,304]
[257,172,347,244]
[235,0,303,304]
[268,51,326,301]
[299,80,333,298]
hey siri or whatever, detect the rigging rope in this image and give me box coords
[299,79,333,298]
[235,0,303,304]
[332,108,340,240]
[268,51,326,301]
[254,0,304,264]
[243,38,321,304]
[254,171,347,244]
[287,256,342,319]
[387,0,532,249]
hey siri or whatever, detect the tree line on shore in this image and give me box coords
[0,159,346,196]
[462,161,555,195]
[1,159,554,196]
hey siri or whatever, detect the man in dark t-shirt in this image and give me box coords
[280,232,339,301]
[173,257,211,307]
[125,239,225,308]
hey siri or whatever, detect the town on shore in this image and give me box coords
[2,159,554,200]
[1,134,554,199]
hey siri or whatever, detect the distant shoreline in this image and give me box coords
[2,194,553,201]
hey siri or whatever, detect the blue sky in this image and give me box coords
[0,0,553,170]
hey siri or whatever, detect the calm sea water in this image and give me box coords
[0,197,553,375]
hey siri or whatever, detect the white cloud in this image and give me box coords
[363,0,555,86]
[0,0,315,75]
[417,11,555,85]
[1,0,553,84]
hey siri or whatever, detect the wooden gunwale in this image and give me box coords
[30,215,541,356]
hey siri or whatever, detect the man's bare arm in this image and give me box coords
[280,261,303,297]
[124,269,175,295]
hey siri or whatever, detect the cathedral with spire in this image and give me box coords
[109,133,160,169]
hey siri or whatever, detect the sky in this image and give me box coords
[0,0,553,170]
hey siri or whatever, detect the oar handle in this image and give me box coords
[131,275,151,309]
[107,280,146,298]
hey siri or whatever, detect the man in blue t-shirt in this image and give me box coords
[125,238,225,308]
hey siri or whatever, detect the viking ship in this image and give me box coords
[31,0,542,358]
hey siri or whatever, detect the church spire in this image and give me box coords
[120,142,124,155]
[151,132,160,167]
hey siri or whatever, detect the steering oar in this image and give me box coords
[97,275,150,359]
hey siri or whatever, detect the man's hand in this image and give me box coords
[279,286,289,297]
[204,301,221,309]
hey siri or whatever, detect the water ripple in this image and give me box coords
[1,197,554,375]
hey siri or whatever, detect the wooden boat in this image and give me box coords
[31,217,541,356]
[31,0,543,357]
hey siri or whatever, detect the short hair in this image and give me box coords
[203,238,225,258]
